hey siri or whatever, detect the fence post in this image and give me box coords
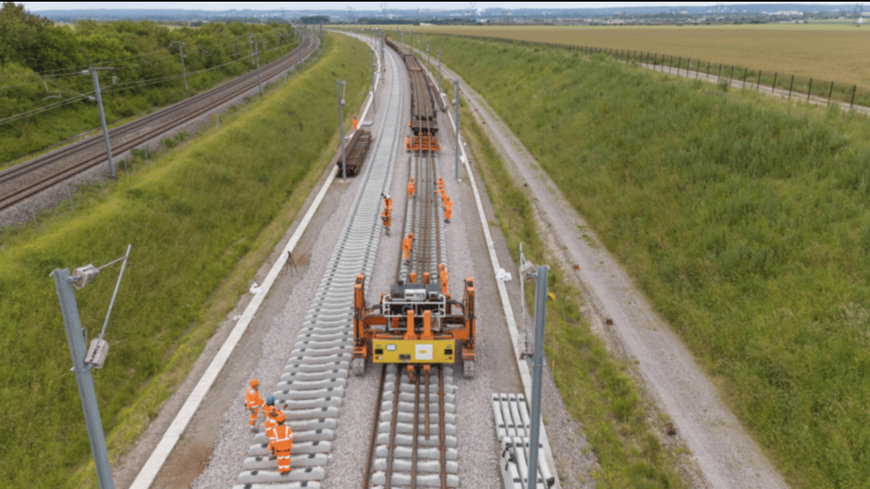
[772,72,778,93]
[807,78,813,102]
[729,65,735,87]
[850,85,857,110]
[677,56,682,75]
[787,74,794,100]
[756,70,762,91]
[706,61,711,78]
[716,64,722,84]
[669,55,673,74]
[742,67,748,89]
[827,81,834,104]
[696,59,700,78]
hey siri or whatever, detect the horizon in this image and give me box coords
[22,1,858,12]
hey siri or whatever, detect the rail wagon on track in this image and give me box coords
[336,129,372,177]
[386,36,440,152]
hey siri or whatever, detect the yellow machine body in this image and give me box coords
[372,339,455,364]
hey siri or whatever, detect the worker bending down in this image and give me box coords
[381,194,393,236]
[263,396,280,450]
[402,232,414,261]
[408,177,416,198]
[444,197,453,223]
[270,412,294,474]
[244,379,265,432]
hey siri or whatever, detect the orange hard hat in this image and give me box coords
[250,379,259,388]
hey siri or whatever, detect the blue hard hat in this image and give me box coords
[266,395,275,405]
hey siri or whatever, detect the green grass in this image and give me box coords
[462,104,684,489]
[404,25,870,107]
[430,35,870,489]
[0,26,298,165]
[0,32,368,488]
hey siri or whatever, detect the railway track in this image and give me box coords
[0,28,320,213]
[231,35,404,489]
[363,70,458,488]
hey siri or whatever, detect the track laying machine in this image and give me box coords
[351,273,476,378]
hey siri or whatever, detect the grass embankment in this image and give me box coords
[410,25,870,106]
[462,105,685,488]
[432,36,869,489]
[0,32,369,488]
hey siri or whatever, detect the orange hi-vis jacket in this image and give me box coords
[408,179,416,197]
[263,405,280,441]
[440,268,449,294]
[246,387,264,410]
[245,386,265,427]
[402,235,413,260]
[271,424,294,473]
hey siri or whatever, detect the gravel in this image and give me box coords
[121,31,572,489]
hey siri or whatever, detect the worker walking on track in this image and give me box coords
[439,263,449,296]
[405,135,411,152]
[444,197,453,223]
[408,177,416,198]
[403,232,414,261]
[262,396,280,451]
[270,412,294,474]
[352,116,359,131]
[381,194,393,236]
[244,379,265,432]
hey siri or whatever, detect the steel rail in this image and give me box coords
[0,30,319,212]
[232,31,404,489]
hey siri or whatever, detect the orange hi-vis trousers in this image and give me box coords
[271,425,294,473]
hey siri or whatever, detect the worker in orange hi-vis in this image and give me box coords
[444,197,453,223]
[439,263,449,295]
[407,177,416,198]
[405,135,411,151]
[437,177,444,192]
[352,116,358,131]
[270,412,294,474]
[402,232,414,260]
[244,379,265,432]
[262,396,280,451]
[381,194,393,236]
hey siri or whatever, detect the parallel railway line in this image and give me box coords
[0,29,320,213]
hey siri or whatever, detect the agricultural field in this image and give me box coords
[413,24,870,98]
[423,34,869,489]
[0,33,368,489]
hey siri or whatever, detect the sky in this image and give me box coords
[23,2,856,12]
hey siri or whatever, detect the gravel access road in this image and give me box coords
[437,60,791,489]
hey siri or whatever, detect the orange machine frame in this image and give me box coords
[352,273,476,376]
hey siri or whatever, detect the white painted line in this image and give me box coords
[130,33,379,489]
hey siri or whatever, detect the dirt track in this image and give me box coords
[439,62,791,489]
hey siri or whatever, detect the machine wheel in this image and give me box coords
[351,357,366,376]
